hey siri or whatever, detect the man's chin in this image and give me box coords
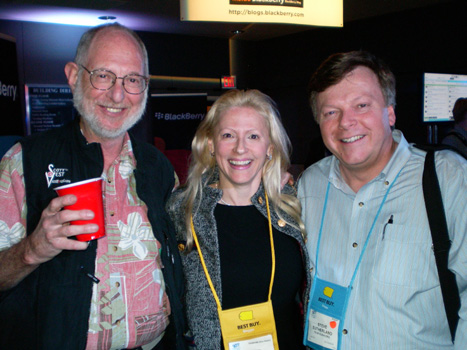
[88,114,142,140]
[97,128,127,140]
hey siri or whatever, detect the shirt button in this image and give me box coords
[343,329,348,335]
[352,242,358,248]
[107,179,112,184]
[384,180,389,186]
[109,211,115,217]
[277,219,286,227]
[178,243,185,252]
[310,267,314,272]
[113,246,118,252]
[359,202,364,207]
[258,196,264,205]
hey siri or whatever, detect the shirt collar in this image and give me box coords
[118,133,136,169]
[379,130,411,185]
[328,156,349,192]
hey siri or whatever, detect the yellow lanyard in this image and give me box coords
[190,192,276,309]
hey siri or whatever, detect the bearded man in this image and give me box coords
[0,23,187,350]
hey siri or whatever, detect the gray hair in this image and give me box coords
[74,23,149,76]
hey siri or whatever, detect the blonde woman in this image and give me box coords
[168,89,310,349]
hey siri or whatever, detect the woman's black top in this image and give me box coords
[215,204,305,350]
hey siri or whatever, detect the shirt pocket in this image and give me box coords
[371,223,437,289]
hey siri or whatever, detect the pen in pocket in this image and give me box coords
[382,214,394,241]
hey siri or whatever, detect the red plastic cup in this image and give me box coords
[55,177,105,242]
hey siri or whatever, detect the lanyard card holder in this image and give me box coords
[304,176,403,350]
[191,192,279,350]
[304,278,349,350]
[218,300,279,350]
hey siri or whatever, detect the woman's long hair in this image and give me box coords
[176,89,306,251]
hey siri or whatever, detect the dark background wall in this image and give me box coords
[242,0,466,165]
[1,0,465,166]
[0,20,230,143]
[0,21,230,86]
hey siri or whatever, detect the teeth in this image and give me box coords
[106,107,123,113]
[230,160,251,165]
[342,135,364,143]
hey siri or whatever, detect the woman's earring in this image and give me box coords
[267,154,272,160]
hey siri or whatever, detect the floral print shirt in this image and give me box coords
[0,135,170,350]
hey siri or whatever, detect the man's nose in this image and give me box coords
[107,78,126,103]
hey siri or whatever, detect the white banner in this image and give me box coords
[181,0,342,27]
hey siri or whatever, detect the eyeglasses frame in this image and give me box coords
[79,64,149,95]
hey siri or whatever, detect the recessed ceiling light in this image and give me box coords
[98,15,117,21]
[231,30,244,35]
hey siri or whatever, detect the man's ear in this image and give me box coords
[64,62,79,93]
[387,105,396,127]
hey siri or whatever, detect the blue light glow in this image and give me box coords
[0,5,162,30]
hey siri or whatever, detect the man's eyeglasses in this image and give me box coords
[80,65,149,95]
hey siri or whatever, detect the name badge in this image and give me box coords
[304,278,349,350]
[229,334,274,350]
[218,300,279,350]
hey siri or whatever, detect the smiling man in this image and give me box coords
[298,51,466,349]
[0,23,186,350]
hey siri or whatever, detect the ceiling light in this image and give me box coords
[98,16,117,21]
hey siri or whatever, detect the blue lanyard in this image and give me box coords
[306,169,402,350]
[315,168,403,290]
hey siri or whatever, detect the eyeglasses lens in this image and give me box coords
[90,69,147,94]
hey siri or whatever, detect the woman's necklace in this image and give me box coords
[219,198,232,206]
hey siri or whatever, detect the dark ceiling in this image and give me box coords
[0,0,456,40]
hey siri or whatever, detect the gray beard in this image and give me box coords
[73,76,147,139]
